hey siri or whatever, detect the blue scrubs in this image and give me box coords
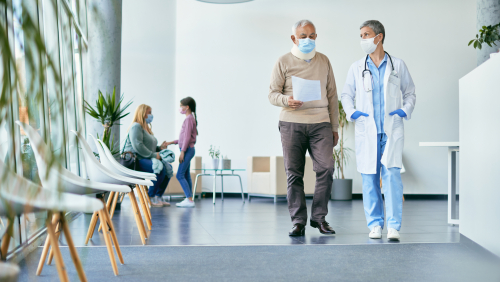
[367,55,387,134]
[362,55,404,231]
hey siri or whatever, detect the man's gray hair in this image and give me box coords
[292,19,315,35]
[360,20,385,44]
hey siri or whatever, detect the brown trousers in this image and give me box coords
[279,121,335,225]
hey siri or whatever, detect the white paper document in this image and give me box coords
[291,76,321,102]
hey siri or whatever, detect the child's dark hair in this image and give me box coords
[180,96,198,135]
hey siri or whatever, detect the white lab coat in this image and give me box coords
[341,55,416,174]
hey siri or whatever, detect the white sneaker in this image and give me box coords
[369,226,382,239]
[176,198,195,208]
[387,228,400,240]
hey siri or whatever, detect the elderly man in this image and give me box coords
[269,19,339,236]
[341,20,416,241]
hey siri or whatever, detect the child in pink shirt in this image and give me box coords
[167,97,198,207]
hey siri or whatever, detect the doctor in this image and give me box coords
[341,20,416,240]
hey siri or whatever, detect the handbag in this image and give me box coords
[119,151,138,170]
[118,135,138,170]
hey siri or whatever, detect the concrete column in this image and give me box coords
[86,0,122,152]
[477,0,500,65]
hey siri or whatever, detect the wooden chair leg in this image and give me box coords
[130,190,148,238]
[85,211,99,245]
[47,220,63,265]
[36,213,60,275]
[60,213,88,282]
[128,192,146,245]
[98,209,119,276]
[142,186,152,207]
[140,185,152,219]
[135,186,152,230]
[98,192,115,232]
[101,204,124,265]
[109,192,119,220]
[0,219,13,261]
[119,192,125,203]
[45,212,69,282]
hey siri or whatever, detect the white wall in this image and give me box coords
[459,55,500,257]
[175,0,476,193]
[120,0,177,144]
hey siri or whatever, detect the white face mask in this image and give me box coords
[360,34,380,54]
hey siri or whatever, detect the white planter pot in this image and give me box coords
[212,159,220,169]
[222,159,231,169]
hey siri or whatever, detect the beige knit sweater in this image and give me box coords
[268,51,339,132]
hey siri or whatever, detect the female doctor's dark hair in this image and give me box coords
[180,96,198,135]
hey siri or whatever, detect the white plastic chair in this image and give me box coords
[93,136,156,181]
[92,136,154,225]
[16,121,131,276]
[72,130,154,241]
[0,158,103,282]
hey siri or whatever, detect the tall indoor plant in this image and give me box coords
[84,87,132,156]
[332,100,354,200]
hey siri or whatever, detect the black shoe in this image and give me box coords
[310,220,335,235]
[289,223,305,236]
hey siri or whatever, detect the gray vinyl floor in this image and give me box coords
[16,197,500,281]
[63,197,459,246]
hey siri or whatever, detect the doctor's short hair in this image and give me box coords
[292,19,315,35]
[360,20,385,44]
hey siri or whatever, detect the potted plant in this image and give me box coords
[222,155,231,169]
[332,100,354,200]
[469,23,500,50]
[208,145,220,169]
[84,87,132,156]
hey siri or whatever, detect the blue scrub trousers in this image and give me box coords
[361,133,403,231]
[138,158,170,198]
[177,147,195,198]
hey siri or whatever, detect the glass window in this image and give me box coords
[42,0,66,163]
[0,0,89,256]
[12,0,47,242]
[71,0,87,38]
[60,6,80,175]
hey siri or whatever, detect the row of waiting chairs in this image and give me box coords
[0,121,158,281]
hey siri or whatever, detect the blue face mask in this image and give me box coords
[298,38,315,54]
[145,114,153,124]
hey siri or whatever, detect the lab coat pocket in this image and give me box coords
[392,116,404,139]
[355,116,366,134]
[388,75,400,98]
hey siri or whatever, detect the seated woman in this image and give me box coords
[123,104,170,207]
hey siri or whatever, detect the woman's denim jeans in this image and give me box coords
[138,158,170,197]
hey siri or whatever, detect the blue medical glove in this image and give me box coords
[351,111,369,120]
[389,109,407,118]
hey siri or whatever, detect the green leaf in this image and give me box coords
[468,40,474,46]
[474,41,478,49]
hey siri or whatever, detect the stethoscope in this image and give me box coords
[361,51,396,92]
